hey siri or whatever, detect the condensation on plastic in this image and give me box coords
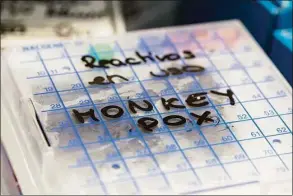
[1,21,292,195]
[1,40,233,195]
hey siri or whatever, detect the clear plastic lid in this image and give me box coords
[1,20,292,195]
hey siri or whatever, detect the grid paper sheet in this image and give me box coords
[4,20,292,195]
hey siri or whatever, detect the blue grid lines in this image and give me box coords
[36,49,108,194]
[20,25,292,194]
[89,42,174,191]
[213,33,290,170]
[140,36,232,181]
[62,46,141,194]
[124,39,203,185]
[186,32,260,175]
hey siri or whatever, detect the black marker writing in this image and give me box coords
[72,109,99,123]
[183,50,196,59]
[128,100,153,114]
[150,69,169,77]
[125,57,141,65]
[69,89,235,132]
[163,115,186,126]
[109,59,126,67]
[82,50,197,68]
[137,117,158,132]
[161,97,186,110]
[135,51,155,63]
[155,53,180,62]
[81,55,109,69]
[150,65,205,78]
[186,92,209,107]
[182,65,205,73]
[190,111,214,125]
[166,67,184,75]
[107,75,129,83]
[89,76,110,85]
[89,75,129,85]
[210,89,235,105]
[101,105,124,118]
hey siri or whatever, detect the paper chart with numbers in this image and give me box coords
[3,20,292,194]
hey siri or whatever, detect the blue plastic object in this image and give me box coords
[270,28,292,85]
[277,1,292,29]
[252,1,280,51]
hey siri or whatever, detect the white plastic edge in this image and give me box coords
[1,100,40,195]
[1,19,291,195]
[1,144,20,195]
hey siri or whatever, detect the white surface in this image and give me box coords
[1,143,21,195]
[1,20,292,195]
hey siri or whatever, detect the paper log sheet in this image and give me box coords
[4,20,292,194]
